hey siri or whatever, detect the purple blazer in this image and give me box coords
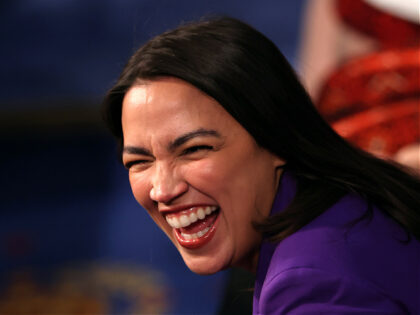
[253,171,420,314]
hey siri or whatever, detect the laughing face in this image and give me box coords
[121,78,284,274]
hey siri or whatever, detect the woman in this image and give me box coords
[103,17,420,314]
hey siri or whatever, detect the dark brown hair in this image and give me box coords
[103,17,420,241]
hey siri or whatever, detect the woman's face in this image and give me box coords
[121,78,284,274]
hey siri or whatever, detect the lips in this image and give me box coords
[164,206,220,249]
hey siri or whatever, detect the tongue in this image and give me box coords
[179,211,218,234]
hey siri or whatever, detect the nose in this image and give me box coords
[149,163,188,204]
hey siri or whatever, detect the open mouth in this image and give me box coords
[165,206,220,249]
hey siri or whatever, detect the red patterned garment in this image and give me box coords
[337,0,420,48]
[317,0,419,159]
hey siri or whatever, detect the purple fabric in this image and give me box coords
[253,171,420,314]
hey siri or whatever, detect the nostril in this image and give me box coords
[150,180,189,204]
[149,164,189,203]
[150,186,169,203]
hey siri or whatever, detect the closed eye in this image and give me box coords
[182,145,213,155]
[124,159,151,170]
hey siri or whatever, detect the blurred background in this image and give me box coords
[0,1,306,314]
[1,0,418,314]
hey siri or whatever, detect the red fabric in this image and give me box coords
[337,0,420,48]
[331,99,419,155]
[318,48,420,120]
[317,47,420,157]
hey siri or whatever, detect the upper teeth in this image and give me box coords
[166,206,217,228]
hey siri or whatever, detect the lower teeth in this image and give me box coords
[181,226,210,240]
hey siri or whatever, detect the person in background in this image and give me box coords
[299,0,420,170]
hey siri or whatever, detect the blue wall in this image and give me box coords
[0,1,305,313]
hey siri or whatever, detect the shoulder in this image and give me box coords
[257,267,407,315]
[259,194,420,314]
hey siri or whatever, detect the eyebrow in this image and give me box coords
[122,146,153,156]
[122,128,221,156]
[168,128,221,151]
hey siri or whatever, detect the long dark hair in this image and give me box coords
[103,17,420,241]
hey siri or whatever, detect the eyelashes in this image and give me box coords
[124,159,150,169]
[124,145,214,170]
[182,145,213,155]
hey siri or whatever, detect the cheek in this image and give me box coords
[183,159,230,189]
[129,173,166,228]
[129,173,153,209]
[183,156,252,203]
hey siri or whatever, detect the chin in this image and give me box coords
[184,259,227,275]
[180,250,230,275]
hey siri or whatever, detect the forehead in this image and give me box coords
[121,78,238,137]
